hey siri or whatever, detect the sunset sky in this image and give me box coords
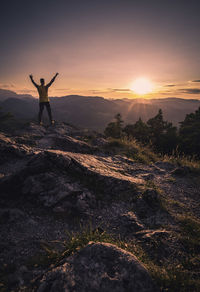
[1,0,200,99]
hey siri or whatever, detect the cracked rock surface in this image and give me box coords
[0,122,199,291]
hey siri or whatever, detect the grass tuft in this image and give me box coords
[23,222,200,292]
[163,153,200,176]
[178,215,200,254]
[102,138,159,164]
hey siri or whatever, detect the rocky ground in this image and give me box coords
[0,122,200,291]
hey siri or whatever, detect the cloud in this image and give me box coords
[88,89,111,94]
[54,88,71,91]
[106,88,132,93]
[164,84,176,87]
[88,88,132,95]
[17,89,36,94]
[192,80,200,83]
[0,83,15,89]
[178,88,200,94]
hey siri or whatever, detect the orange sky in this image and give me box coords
[2,75,200,100]
[1,1,200,100]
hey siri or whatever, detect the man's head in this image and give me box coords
[40,78,45,85]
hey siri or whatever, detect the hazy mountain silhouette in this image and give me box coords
[0,89,33,101]
[0,89,200,130]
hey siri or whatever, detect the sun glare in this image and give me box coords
[131,77,154,95]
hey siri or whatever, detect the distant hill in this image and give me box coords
[116,97,200,126]
[1,98,37,119]
[0,89,200,130]
[0,89,33,101]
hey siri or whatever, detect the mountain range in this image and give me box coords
[0,89,200,130]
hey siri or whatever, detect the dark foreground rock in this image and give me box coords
[1,122,199,292]
[40,134,97,154]
[0,149,142,212]
[37,242,159,292]
[14,122,97,154]
[0,132,31,164]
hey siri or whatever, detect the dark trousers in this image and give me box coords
[38,102,53,123]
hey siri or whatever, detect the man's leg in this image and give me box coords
[38,102,44,124]
[45,102,53,124]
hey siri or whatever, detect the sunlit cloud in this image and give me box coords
[88,89,111,94]
[54,88,71,91]
[0,83,15,89]
[178,88,200,94]
[164,84,176,87]
[108,88,132,92]
[17,89,37,95]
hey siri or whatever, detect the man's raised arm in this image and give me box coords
[46,73,59,88]
[29,75,38,88]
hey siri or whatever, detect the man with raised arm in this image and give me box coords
[29,73,59,125]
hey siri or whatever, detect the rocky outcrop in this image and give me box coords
[0,132,31,164]
[0,208,26,223]
[1,149,143,212]
[37,242,159,292]
[41,135,97,153]
[15,122,96,154]
[0,151,96,216]
[117,211,144,236]
[1,122,199,292]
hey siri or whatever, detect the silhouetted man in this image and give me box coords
[29,73,59,125]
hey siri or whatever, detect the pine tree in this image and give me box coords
[104,113,123,138]
[0,107,13,128]
[147,109,177,153]
[179,107,200,156]
[123,117,149,143]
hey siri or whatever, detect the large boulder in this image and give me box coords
[0,151,96,215]
[1,150,142,205]
[37,242,159,292]
[14,122,47,137]
[0,132,31,164]
[117,211,144,237]
[37,134,97,154]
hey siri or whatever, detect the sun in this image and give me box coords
[131,77,154,95]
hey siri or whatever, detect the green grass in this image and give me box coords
[178,215,200,255]
[149,215,200,291]
[138,180,168,213]
[0,263,16,292]
[101,138,159,164]
[26,246,59,269]
[26,225,113,270]
[62,226,200,292]
[101,137,200,176]
[143,180,162,192]
[163,153,200,176]
[166,177,176,183]
[61,226,113,258]
[150,264,200,292]
[21,221,200,292]
[119,236,200,292]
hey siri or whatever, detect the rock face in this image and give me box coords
[0,132,31,164]
[117,212,144,237]
[15,122,97,154]
[0,148,143,212]
[1,122,199,292]
[38,242,158,292]
[0,150,96,216]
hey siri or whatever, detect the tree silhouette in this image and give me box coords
[123,117,149,143]
[0,107,13,127]
[104,113,124,138]
[147,109,177,153]
[179,107,200,156]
